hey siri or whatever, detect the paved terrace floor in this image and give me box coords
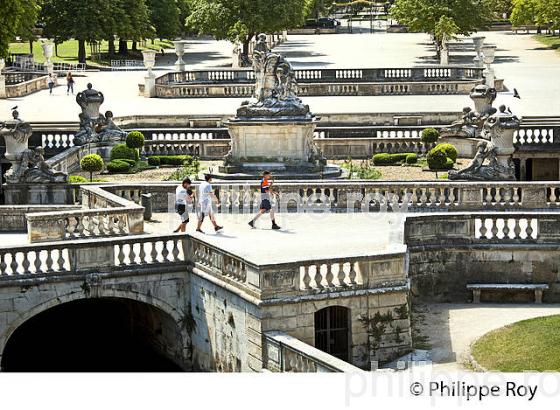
[146,212,405,264]
[418,303,560,371]
[2,28,559,120]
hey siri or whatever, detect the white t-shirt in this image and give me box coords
[175,185,188,205]
[198,181,213,204]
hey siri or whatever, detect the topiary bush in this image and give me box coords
[436,143,458,163]
[106,159,132,174]
[443,157,455,170]
[126,131,145,149]
[110,143,139,162]
[405,153,418,164]
[69,175,88,184]
[80,154,104,181]
[372,153,412,166]
[426,148,448,170]
[421,128,440,144]
[147,156,161,166]
[119,158,137,166]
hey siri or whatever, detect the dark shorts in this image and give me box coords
[175,204,189,223]
[260,199,272,211]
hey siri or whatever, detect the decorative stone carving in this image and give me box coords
[449,105,520,181]
[440,83,497,139]
[74,83,126,145]
[236,33,311,119]
[0,108,67,183]
[472,36,485,68]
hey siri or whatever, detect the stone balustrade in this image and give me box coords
[4,74,48,98]
[0,234,185,278]
[25,185,144,243]
[405,212,560,246]
[102,181,560,213]
[0,205,80,232]
[263,330,363,372]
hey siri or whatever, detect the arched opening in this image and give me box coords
[2,298,187,372]
[314,306,351,362]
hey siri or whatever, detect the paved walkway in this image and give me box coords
[146,212,405,264]
[417,303,560,371]
[2,29,559,121]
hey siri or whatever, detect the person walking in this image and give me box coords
[173,177,194,233]
[47,73,55,95]
[196,174,223,234]
[66,72,75,95]
[248,171,281,230]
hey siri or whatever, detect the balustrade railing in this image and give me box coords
[263,331,362,372]
[0,234,185,278]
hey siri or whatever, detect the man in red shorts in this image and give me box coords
[248,171,281,230]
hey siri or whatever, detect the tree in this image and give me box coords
[510,0,543,27]
[80,154,104,182]
[186,0,307,59]
[390,0,493,50]
[0,0,41,58]
[115,0,154,54]
[304,0,334,21]
[148,0,181,40]
[42,0,113,63]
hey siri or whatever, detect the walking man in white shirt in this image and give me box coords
[173,178,194,233]
[196,174,223,234]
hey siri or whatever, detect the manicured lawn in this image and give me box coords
[472,315,560,372]
[8,39,174,65]
[534,34,560,53]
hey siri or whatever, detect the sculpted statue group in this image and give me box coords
[236,33,311,119]
[442,83,520,181]
[74,83,127,146]
[0,108,67,184]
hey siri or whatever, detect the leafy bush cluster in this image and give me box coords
[166,157,201,181]
[427,143,458,170]
[110,143,139,162]
[80,154,104,181]
[125,131,145,149]
[421,127,440,144]
[373,153,418,166]
[148,155,196,166]
[106,159,133,174]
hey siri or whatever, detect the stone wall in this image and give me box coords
[0,205,80,231]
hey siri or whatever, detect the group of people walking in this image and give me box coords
[174,171,281,234]
[47,71,75,95]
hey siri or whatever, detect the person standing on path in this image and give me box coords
[66,72,75,95]
[196,174,223,234]
[248,171,281,230]
[47,74,55,95]
[173,177,194,233]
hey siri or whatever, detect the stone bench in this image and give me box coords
[467,284,549,304]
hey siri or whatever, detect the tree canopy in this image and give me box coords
[511,0,560,30]
[0,0,41,58]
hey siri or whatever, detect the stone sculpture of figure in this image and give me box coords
[7,146,67,183]
[74,112,94,146]
[95,110,127,142]
[237,33,310,118]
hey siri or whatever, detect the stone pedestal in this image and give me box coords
[144,73,156,97]
[216,119,341,179]
[3,183,75,205]
[174,41,186,72]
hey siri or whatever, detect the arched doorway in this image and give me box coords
[314,306,351,362]
[2,298,187,372]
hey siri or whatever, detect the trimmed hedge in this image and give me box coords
[69,175,87,184]
[436,143,458,163]
[147,155,195,166]
[126,131,145,149]
[372,153,413,166]
[147,156,161,166]
[110,143,139,162]
[421,127,439,144]
[405,153,418,164]
[119,158,137,166]
[106,159,132,173]
[426,148,448,170]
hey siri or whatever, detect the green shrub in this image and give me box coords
[165,158,201,181]
[106,159,132,173]
[436,143,458,163]
[126,131,145,149]
[80,154,104,181]
[405,153,418,164]
[372,153,411,166]
[147,156,161,166]
[119,158,137,166]
[426,148,448,170]
[110,143,139,162]
[421,128,439,144]
[161,155,195,166]
[443,157,455,170]
[69,175,87,184]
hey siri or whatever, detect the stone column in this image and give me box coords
[173,40,186,71]
[440,37,449,65]
[0,58,6,99]
[482,45,496,88]
[472,36,485,68]
[142,50,157,97]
